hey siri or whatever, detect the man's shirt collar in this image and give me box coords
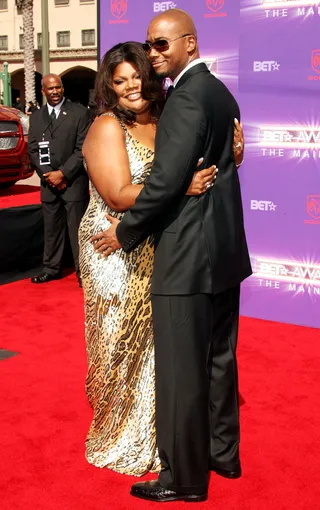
[47,97,65,117]
[173,58,204,88]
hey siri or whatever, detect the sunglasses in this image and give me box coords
[142,34,192,53]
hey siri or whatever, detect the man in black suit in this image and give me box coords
[94,9,252,502]
[28,74,91,286]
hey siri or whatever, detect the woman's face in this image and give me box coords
[112,61,149,113]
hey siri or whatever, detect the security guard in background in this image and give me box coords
[28,74,91,287]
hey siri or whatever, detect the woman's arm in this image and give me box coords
[83,115,143,212]
[83,115,217,208]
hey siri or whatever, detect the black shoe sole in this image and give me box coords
[130,491,207,503]
[212,467,241,479]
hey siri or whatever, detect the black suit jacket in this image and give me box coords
[28,99,91,203]
[117,64,252,295]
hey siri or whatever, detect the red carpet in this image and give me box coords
[0,184,40,208]
[0,276,319,510]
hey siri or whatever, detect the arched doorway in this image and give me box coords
[11,69,43,110]
[11,69,24,109]
[60,66,96,106]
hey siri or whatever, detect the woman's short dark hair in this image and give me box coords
[95,41,165,125]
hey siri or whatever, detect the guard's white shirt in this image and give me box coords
[47,97,65,119]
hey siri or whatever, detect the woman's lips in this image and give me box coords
[126,93,141,101]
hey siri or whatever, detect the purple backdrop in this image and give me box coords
[98,0,320,328]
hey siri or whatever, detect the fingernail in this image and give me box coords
[198,157,204,163]
[216,168,219,172]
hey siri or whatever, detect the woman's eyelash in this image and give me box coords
[114,76,140,85]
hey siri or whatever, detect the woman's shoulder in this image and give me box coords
[89,111,127,137]
[99,111,118,120]
[83,111,127,155]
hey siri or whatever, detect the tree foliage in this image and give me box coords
[15,0,35,104]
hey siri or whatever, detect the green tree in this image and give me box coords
[15,0,35,105]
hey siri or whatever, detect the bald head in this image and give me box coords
[149,9,197,38]
[41,74,64,106]
[146,9,199,81]
[41,73,62,88]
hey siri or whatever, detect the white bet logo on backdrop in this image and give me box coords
[253,61,280,72]
[251,200,277,211]
[153,1,177,11]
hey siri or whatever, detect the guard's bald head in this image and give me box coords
[149,9,197,38]
[41,73,62,88]
[147,9,199,81]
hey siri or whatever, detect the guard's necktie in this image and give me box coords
[50,108,56,122]
[166,85,174,101]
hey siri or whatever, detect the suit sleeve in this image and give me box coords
[60,107,91,181]
[116,90,207,252]
[27,112,53,177]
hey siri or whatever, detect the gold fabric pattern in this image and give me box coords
[79,113,160,475]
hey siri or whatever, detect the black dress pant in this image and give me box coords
[42,197,88,277]
[151,285,240,495]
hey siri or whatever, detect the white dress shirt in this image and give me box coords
[47,97,65,119]
[173,58,204,88]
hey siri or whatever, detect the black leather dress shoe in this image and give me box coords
[211,465,242,479]
[130,480,207,503]
[31,272,62,284]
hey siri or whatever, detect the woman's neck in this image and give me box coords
[135,108,153,126]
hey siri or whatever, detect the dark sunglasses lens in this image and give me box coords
[142,43,151,52]
[153,39,169,51]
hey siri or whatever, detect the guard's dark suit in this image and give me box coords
[116,64,252,495]
[28,99,91,277]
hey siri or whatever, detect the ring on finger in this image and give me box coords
[235,142,242,149]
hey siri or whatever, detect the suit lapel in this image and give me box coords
[41,106,52,138]
[50,99,69,136]
[174,63,210,91]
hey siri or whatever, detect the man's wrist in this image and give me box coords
[115,223,122,246]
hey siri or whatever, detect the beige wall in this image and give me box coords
[6,59,96,76]
[0,0,97,52]
[0,0,97,104]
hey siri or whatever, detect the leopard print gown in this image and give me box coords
[78,113,160,475]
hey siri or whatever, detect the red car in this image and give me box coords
[0,105,33,188]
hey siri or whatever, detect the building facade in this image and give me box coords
[0,0,97,109]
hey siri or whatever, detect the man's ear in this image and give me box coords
[187,35,197,54]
